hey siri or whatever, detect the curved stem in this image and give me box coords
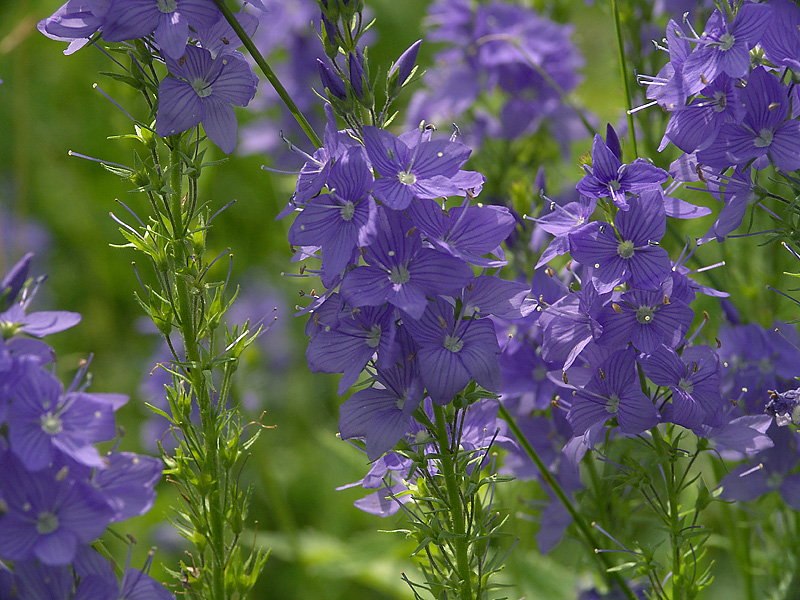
[497,403,639,600]
[213,0,323,149]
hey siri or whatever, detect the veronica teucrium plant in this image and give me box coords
[37,2,270,599]
[25,0,800,598]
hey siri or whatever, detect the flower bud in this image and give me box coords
[388,39,422,94]
[317,59,346,101]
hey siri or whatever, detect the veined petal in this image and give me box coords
[176,0,220,28]
[339,266,390,308]
[156,77,203,137]
[201,96,237,154]
[102,0,157,42]
[590,134,622,182]
[418,346,470,404]
[154,10,189,59]
[410,139,471,180]
[362,126,408,177]
[208,53,258,106]
[769,120,800,171]
[372,177,414,210]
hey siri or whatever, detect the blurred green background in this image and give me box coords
[2,1,799,599]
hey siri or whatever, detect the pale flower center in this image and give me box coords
[718,32,735,51]
[754,129,773,148]
[389,264,410,285]
[606,393,620,414]
[157,0,178,13]
[678,378,694,394]
[444,334,464,353]
[533,365,548,382]
[398,171,417,185]
[191,78,212,98]
[41,412,63,436]
[636,306,655,325]
[341,200,355,221]
[366,325,381,349]
[617,240,635,259]
[36,511,59,535]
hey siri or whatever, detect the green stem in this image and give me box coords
[213,0,323,149]
[497,404,638,600]
[432,404,474,600]
[652,427,683,600]
[610,0,638,159]
[168,144,226,600]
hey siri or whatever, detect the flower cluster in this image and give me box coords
[407,0,585,152]
[646,0,800,240]
[0,254,169,598]
[39,0,260,154]
[497,120,787,554]
[284,97,534,507]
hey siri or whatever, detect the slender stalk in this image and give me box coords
[497,404,638,600]
[168,144,226,600]
[432,404,474,600]
[610,0,638,159]
[213,0,323,149]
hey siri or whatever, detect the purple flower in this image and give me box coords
[9,561,73,600]
[287,146,376,279]
[305,304,397,395]
[569,192,671,293]
[403,298,501,404]
[596,285,694,354]
[338,208,473,320]
[388,39,422,92]
[640,345,723,431]
[102,0,220,59]
[338,329,424,460]
[281,103,358,213]
[37,0,109,54]
[92,452,163,522]
[408,197,516,267]
[461,275,536,319]
[530,195,597,268]
[7,364,117,471]
[577,131,668,210]
[0,252,33,311]
[682,4,771,96]
[660,74,745,154]
[761,0,800,71]
[566,347,659,436]
[156,45,258,154]
[196,10,259,59]
[643,19,691,110]
[0,454,114,565]
[696,67,800,171]
[718,425,800,509]
[362,126,472,210]
[539,283,608,371]
[765,388,800,427]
